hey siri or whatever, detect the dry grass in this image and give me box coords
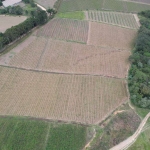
[0,15,27,33]
[0,66,128,124]
[87,22,137,50]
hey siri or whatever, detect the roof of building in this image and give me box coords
[3,0,22,7]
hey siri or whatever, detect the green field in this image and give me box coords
[58,0,103,12]
[46,124,86,150]
[0,117,87,150]
[58,0,150,13]
[56,11,85,20]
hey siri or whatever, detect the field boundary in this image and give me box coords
[0,65,128,79]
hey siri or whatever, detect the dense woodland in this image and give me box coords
[129,10,150,109]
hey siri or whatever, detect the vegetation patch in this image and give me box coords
[46,124,86,150]
[56,11,85,20]
[90,104,141,150]
[0,117,48,150]
[128,10,150,109]
[0,116,87,150]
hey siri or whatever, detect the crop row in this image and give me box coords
[0,66,128,124]
[36,18,89,43]
[86,11,139,29]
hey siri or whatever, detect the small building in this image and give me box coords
[3,0,22,7]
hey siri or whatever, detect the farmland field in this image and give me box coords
[87,22,137,50]
[56,11,85,20]
[85,11,139,29]
[0,15,27,33]
[103,0,150,12]
[34,0,57,9]
[58,0,150,13]
[36,18,89,43]
[124,0,150,5]
[58,0,104,12]
[0,116,86,150]
[0,38,130,78]
[0,66,128,124]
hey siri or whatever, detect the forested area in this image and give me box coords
[0,10,47,50]
[129,10,150,109]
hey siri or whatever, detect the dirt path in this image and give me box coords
[35,3,47,11]
[109,112,150,150]
[133,14,140,27]
[83,128,96,150]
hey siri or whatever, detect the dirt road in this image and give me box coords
[110,112,150,150]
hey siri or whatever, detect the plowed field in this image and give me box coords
[87,22,137,50]
[0,66,128,124]
[0,38,130,78]
[36,18,89,43]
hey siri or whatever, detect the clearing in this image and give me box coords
[0,15,27,33]
[0,66,128,124]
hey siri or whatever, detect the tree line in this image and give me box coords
[0,9,47,50]
[128,10,150,109]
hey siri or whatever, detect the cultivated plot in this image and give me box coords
[87,22,137,50]
[124,0,150,5]
[37,39,130,78]
[0,15,27,33]
[103,0,150,12]
[0,67,128,124]
[85,11,139,29]
[36,18,89,43]
[0,117,86,150]
[0,38,130,78]
[58,0,104,12]
[59,0,150,13]
[34,0,57,9]
[3,37,47,69]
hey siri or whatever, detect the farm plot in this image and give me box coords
[0,116,86,150]
[0,15,27,33]
[34,0,57,9]
[85,11,139,29]
[103,0,150,12]
[36,18,89,43]
[0,66,128,124]
[0,38,130,78]
[6,37,47,69]
[123,0,150,5]
[87,22,137,50]
[58,0,103,12]
[37,39,130,78]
